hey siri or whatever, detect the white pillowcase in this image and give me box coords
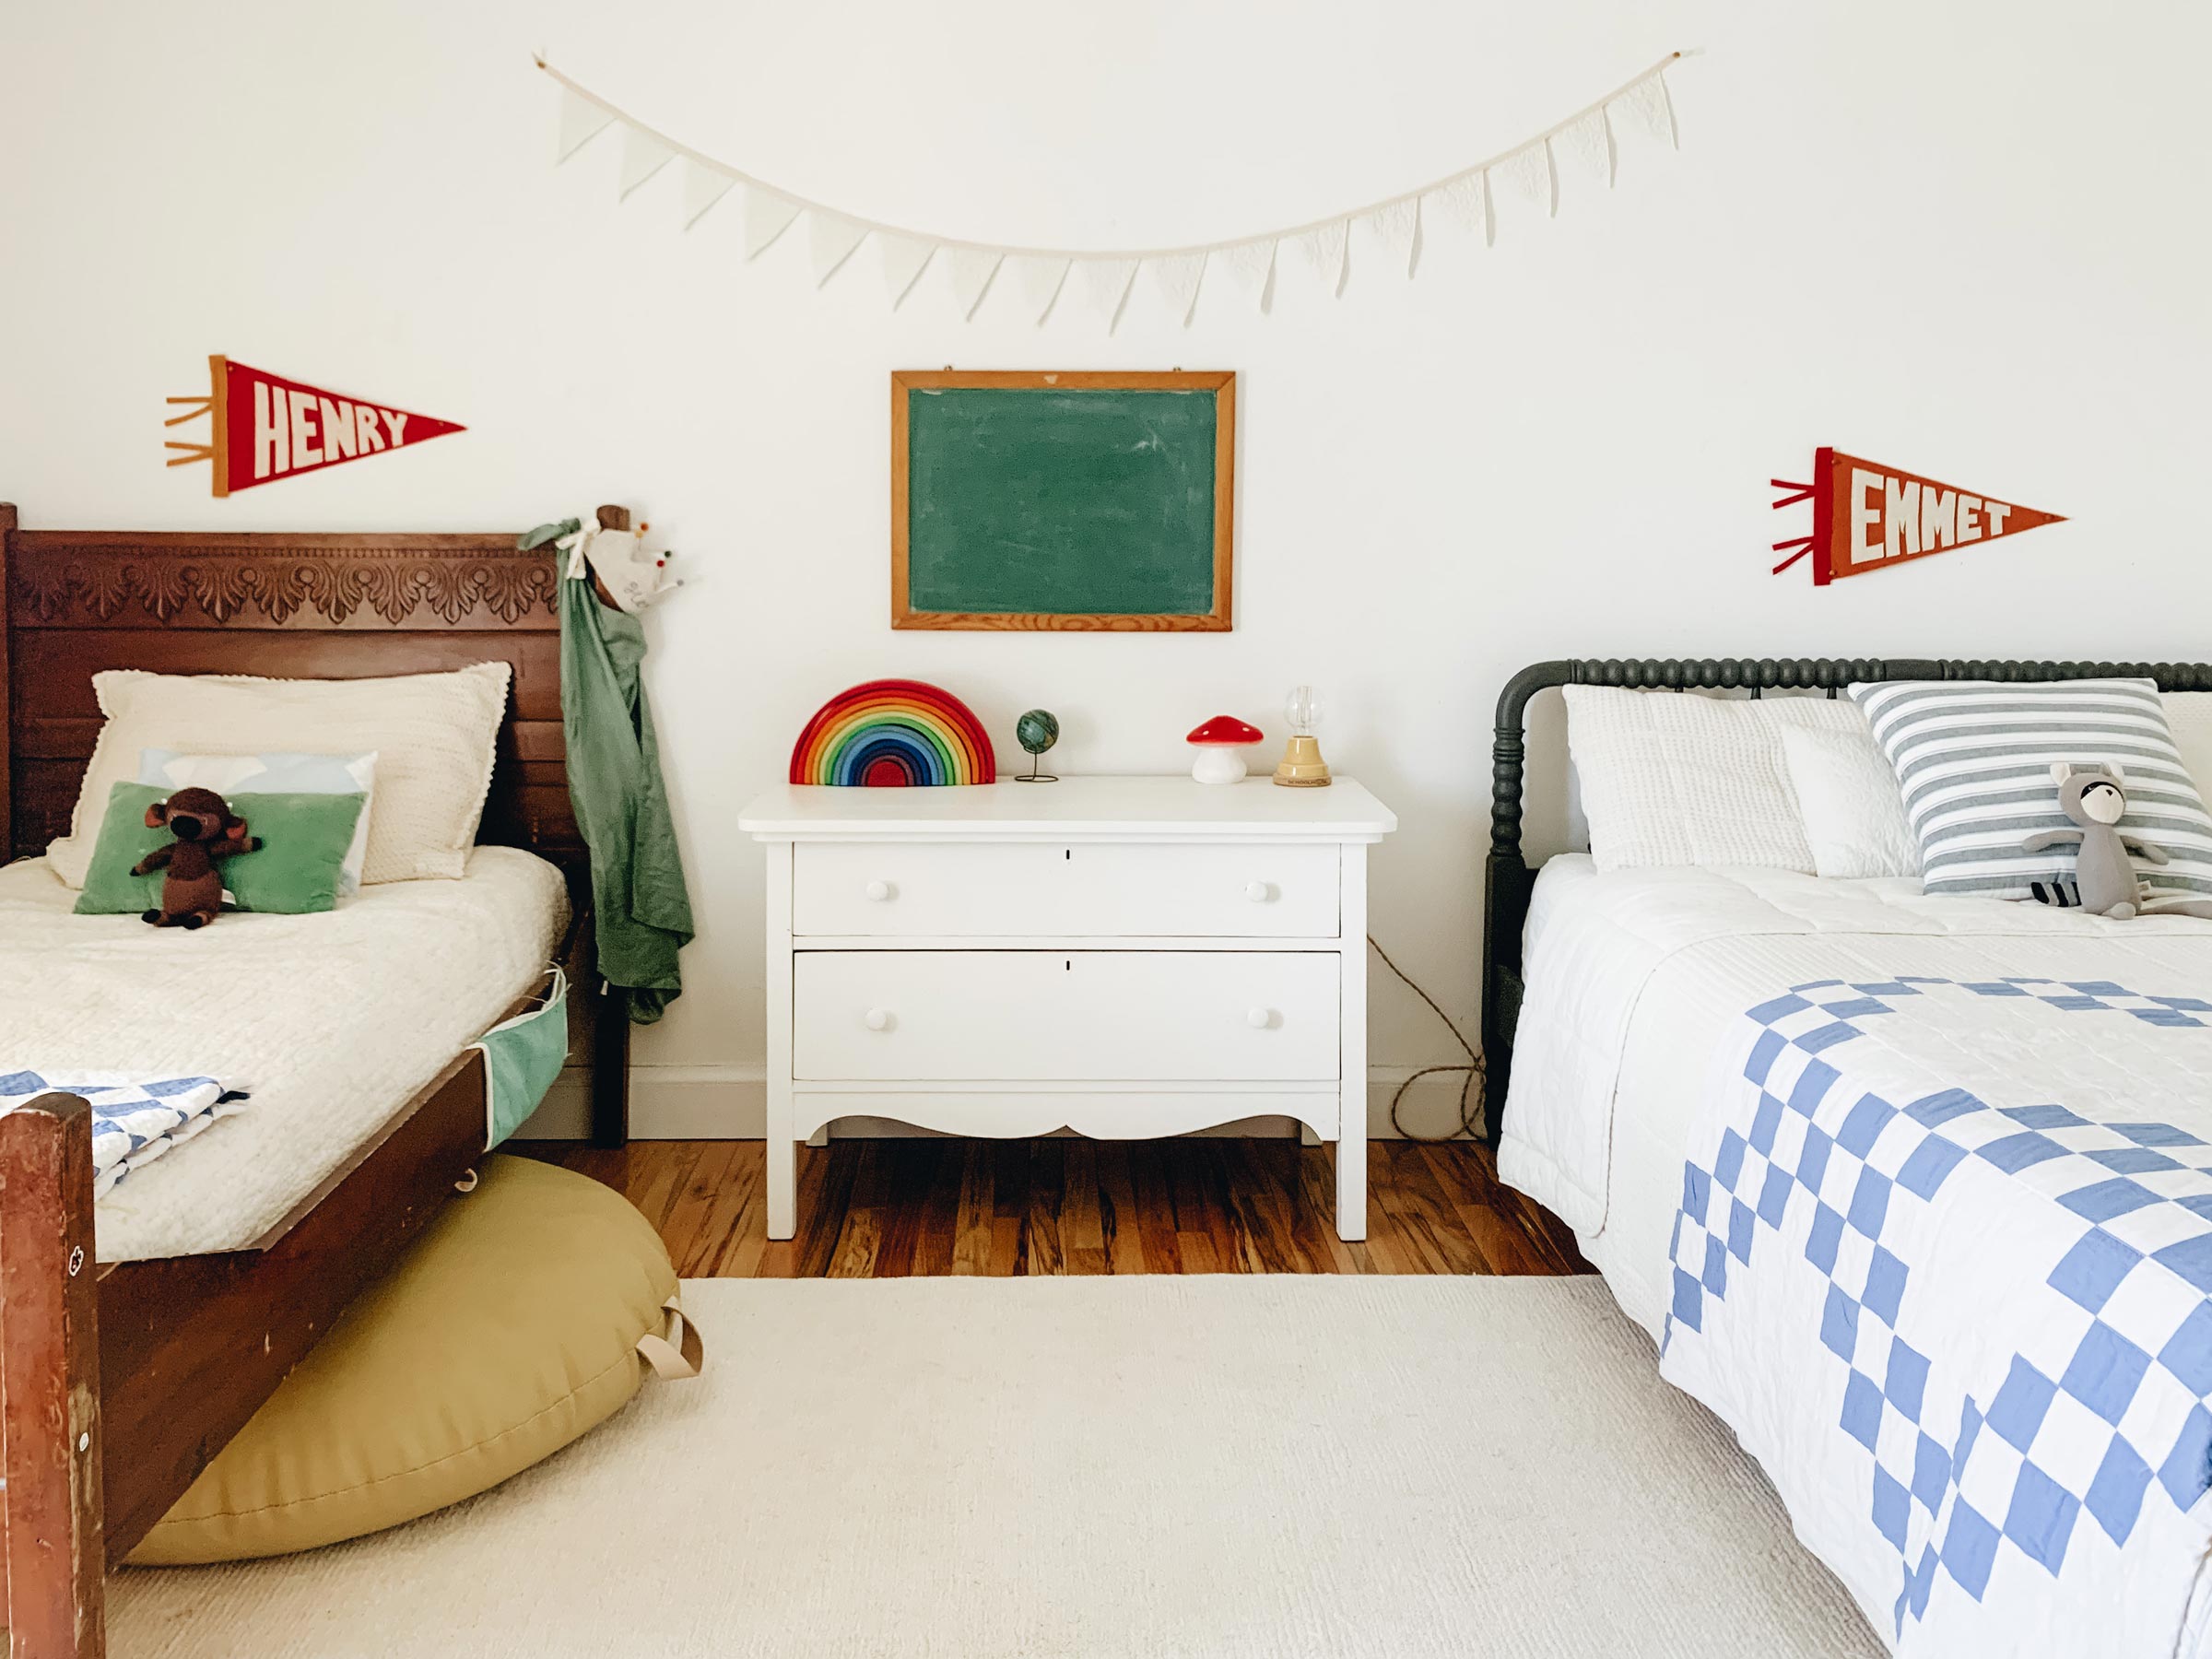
[1776,724,1921,880]
[2164,692,2212,804]
[1562,686,1872,873]
[47,664,509,888]
[137,748,378,896]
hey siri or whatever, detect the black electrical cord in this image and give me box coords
[1367,935,1485,1142]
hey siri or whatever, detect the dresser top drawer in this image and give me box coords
[794,841,1338,940]
[739,776,1394,843]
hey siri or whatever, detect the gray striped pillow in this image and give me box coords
[1848,678,2212,901]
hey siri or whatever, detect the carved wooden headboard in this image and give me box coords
[0,502,576,868]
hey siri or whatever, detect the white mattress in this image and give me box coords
[0,847,569,1262]
[1497,855,2212,1338]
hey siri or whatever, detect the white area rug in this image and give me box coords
[112,1277,1880,1658]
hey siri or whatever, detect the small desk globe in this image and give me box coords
[1015,709,1059,783]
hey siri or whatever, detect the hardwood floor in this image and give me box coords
[515,1136,1590,1278]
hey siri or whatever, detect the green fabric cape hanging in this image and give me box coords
[526,522,694,1023]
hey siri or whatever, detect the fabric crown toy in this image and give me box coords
[518,508,682,614]
[2021,762,2212,920]
[132,785,262,929]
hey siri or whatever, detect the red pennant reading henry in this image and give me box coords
[166,355,465,496]
[1770,448,2064,584]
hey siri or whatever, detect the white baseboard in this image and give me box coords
[515,1065,1480,1142]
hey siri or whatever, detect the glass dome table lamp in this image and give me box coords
[1272,685,1332,788]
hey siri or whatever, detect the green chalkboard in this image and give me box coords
[892,371,1235,631]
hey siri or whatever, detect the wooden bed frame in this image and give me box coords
[0,503,633,1657]
[1482,657,2212,1148]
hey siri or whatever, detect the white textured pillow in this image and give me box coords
[2164,692,2212,804]
[1777,724,1921,880]
[48,665,508,888]
[1562,686,1871,872]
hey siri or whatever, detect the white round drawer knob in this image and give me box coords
[1246,1007,1273,1030]
[864,1008,891,1031]
[1245,881,1273,902]
[864,879,892,901]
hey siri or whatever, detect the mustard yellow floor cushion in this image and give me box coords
[129,1154,700,1565]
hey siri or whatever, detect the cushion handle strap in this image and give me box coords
[635,1295,703,1381]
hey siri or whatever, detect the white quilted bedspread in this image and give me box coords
[1499,857,2212,1653]
[0,847,567,1262]
[1500,858,2212,1325]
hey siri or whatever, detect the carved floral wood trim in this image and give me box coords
[9,544,558,628]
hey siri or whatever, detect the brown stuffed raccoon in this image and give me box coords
[130,785,262,929]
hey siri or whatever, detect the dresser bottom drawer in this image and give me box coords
[792,951,1340,1083]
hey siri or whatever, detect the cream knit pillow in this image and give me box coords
[1563,685,1874,873]
[48,664,509,888]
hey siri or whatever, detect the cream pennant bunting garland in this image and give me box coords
[538,49,1694,322]
[1359,197,1420,278]
[1011,255,1072,326]
[1292,218,1351,298]
[1073,258,1140,331]
[1216,240,1277,313]
[877,232,936,307]
[1556,108,1616,190]
[1424,171,1488,245]
[945,248,1005,321]
[743,190,802,260]
[1148,252,1207,327]
[808,211,869,286]
[555,87,613,163]
[680,159,735,230]
[618,126,676,199]
[1498,142,1557,218]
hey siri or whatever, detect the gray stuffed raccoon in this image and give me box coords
[2021,762,2212,920]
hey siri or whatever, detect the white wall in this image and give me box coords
[6,2,2209,1135]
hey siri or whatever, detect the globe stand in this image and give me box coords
[1014,708,1060,783]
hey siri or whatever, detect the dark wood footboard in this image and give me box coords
[1,1096,106,1657]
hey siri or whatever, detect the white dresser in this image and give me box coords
[737,777,1396,1241]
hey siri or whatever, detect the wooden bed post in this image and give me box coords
[1,501,17,863]
[1,1093,106,1659]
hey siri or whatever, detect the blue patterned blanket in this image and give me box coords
[0,1071,241,1199]
[1664,976,2212,1655]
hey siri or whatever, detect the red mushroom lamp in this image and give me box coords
[1186,715,1265,785]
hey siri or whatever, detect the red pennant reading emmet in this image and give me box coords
[166,355,465,496]
[1771,448,2064,584]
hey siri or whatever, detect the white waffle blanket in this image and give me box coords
[0,847,567,1262]
[1500,857,2212,1653]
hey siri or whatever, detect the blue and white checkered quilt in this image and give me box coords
[1665,975,2212,1655]
[0,1071,241,1199]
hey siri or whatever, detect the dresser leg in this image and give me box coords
[764,841,797,1241]
[767,1132,796,1241]
[1337,844,1369,1242]
[1336,1129,1368,1241]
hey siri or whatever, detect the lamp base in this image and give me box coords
[1273,735,1332,788]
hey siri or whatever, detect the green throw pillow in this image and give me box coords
[74,782,369,917]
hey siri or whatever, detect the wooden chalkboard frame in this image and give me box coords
[890,369,1236,632]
